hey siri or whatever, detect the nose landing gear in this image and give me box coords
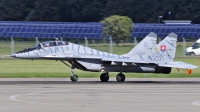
[70,66,78,82]
[61,60,78,82]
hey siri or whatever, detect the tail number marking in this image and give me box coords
[152,55,163,61]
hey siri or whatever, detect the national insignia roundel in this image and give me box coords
[160,45,166,52]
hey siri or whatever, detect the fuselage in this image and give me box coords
[11,41,171,74]
[11,41,123,59]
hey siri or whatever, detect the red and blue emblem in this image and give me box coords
[160,45,166,52]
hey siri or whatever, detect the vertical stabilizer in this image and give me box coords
[148,32,178,63]
[122,32,157,60]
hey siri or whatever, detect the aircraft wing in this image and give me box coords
[101,58,149,64]
[41,54,80,60]
[41,54,103,60]
[41,54,150,64]
[158,61,198,69]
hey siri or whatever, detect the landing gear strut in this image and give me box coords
[100,72,109,82]
[116,65,126,82]
[70,65,78,82]
[61,60,78,82]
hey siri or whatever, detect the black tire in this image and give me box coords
[116,73,125,82]
[70,75,78,82]
[100,73,109,82]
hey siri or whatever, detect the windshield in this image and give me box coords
[192,42,199,49]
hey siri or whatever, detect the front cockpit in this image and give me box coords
[16,41,68,54]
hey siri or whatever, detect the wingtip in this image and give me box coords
[191,65,198,69]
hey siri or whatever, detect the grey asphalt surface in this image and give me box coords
[0,78,200,112]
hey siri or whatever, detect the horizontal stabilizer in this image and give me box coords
[159,61,198,69]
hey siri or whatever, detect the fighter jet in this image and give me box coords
[10,32,198,82]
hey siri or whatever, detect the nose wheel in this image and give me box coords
[70,75,78,82]
[116,73,125,82]
[100,72,109,82]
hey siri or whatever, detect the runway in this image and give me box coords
[0,78,200,112]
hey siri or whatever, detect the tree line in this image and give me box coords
[0,0,200,23]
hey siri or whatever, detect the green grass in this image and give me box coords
[0,58,199,78]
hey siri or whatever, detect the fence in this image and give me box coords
[0,37,198,58]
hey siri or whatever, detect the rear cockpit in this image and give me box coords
[16,41,68,53]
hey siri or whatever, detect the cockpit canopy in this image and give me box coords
[34,41,68,49]
[16,41,68,53]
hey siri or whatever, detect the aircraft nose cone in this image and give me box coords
[10,54,16,58]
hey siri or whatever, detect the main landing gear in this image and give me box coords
[116,73,125,82]
[100,72,125,82]
[100,72,109,82]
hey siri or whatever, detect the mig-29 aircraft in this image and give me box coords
[10,32,198,82]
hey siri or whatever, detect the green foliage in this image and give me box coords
[101,15,133,45]
[0,0,200,23]
[0,0,35,21]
